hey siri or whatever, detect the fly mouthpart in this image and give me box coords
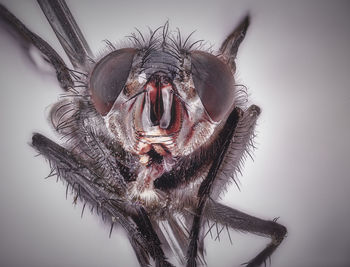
[137,142,174,167]
[136,132,175,146]
[147,147,164,165]
[137,132,176,138]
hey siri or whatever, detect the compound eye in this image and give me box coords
[90,48,137,115]
[190,51,235,121]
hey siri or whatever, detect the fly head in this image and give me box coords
[86,21,248,205]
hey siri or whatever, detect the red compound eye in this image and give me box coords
[90,48,137,115]
[190,50,235,121]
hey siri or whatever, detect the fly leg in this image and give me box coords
[186,105,261,266]
[37,0,93,71]
[186,108,242,267]
[204,200,287,267]
[131,208,175,267]
[0,3,73,90]
[32,133,173,267]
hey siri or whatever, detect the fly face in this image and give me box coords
[89,33,237,203]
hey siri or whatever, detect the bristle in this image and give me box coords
[109,222,114,238]
[81,202,86,218]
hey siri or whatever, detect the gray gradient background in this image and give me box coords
[1,1,350,266]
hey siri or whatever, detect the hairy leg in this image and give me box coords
[204,200,287,267]
[186,108,242,267]
[186,105,261,267]
[32,133,173,267]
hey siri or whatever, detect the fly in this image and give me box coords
[0,1,287,266]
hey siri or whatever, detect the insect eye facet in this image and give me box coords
[190,51,235,121]
[90,48,137,115]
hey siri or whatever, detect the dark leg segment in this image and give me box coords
[0,3,73,90]
[37,0,93,70]
[32,133,173,267]
[186,108,242,267]
[204,200,287,267]
[132,208,174,267]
